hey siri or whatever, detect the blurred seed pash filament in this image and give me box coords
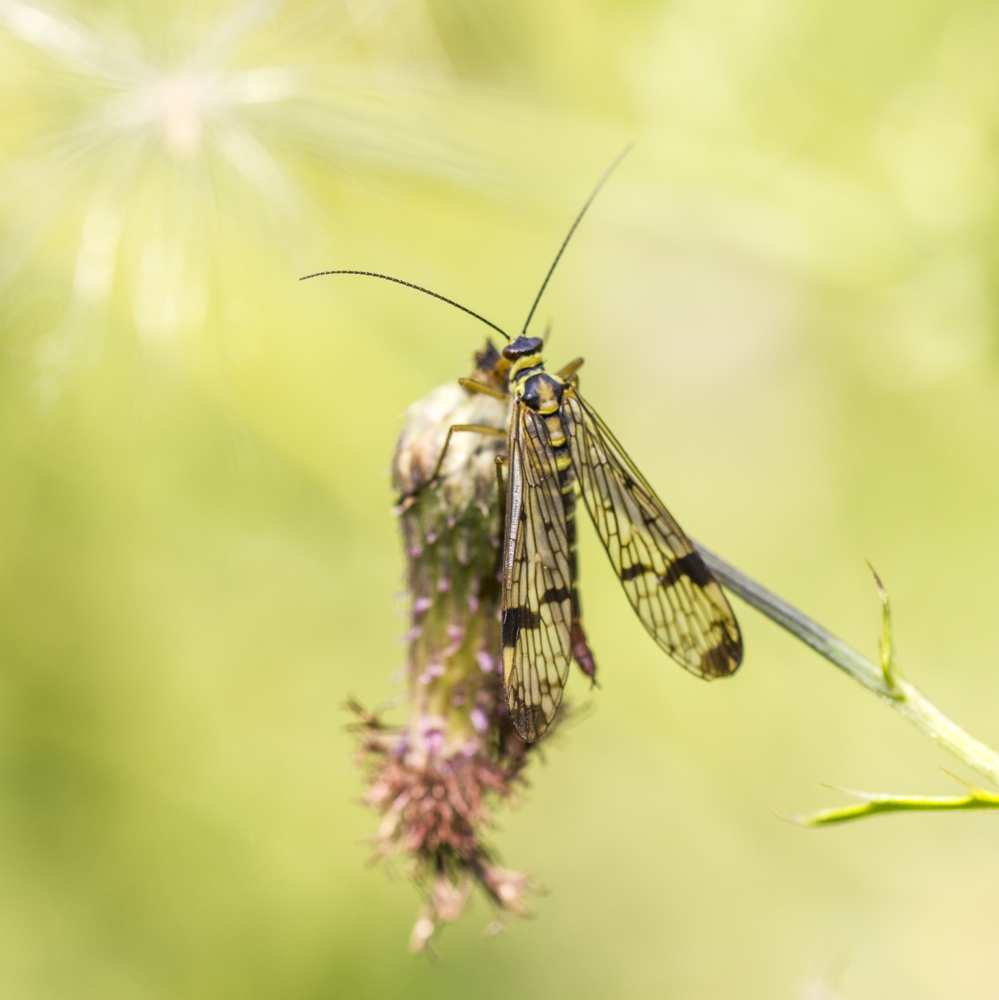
[0,0,478,390]
[351,343,553,953]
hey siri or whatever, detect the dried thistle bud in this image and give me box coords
[351,341,558,953]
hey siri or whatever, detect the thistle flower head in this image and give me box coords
[352,341,560,952]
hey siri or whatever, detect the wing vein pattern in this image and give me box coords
[562,387,742,679]
[501,407,573,741]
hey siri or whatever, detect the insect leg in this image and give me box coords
[556,357,585,380]
[458,378,509,401]
[428,424,505,485]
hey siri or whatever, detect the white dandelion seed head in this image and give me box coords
[156,71,205,157]
[0,0,482,390]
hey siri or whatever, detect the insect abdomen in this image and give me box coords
[553,410,598,680]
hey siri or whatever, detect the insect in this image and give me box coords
[303,147,742,742]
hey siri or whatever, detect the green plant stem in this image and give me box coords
[782,783,999,827]
[695,543,999,790]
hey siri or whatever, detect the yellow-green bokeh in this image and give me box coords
[2,1,999,997]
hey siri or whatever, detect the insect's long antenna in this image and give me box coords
[300,269,511,342]
[520,143,634,337]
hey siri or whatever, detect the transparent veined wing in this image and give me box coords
[501,405,574,741]
[562,387,742,678]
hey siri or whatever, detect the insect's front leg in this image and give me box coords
[399,378,510,504]
[428,424,506,485]
[399,423,506,504]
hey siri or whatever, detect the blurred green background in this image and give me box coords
[3,0,999,997]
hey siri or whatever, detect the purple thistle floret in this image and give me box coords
[350,343,562,953]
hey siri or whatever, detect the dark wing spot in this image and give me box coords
[541,586,570,605]
[699,632,743,677]
[658,552,713,589]
[502,605,541,648]
[620,563,654,581]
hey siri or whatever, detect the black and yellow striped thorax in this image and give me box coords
[502,335,572,473]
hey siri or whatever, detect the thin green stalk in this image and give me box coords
[781,779,999,827]
[695,543,999,792]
